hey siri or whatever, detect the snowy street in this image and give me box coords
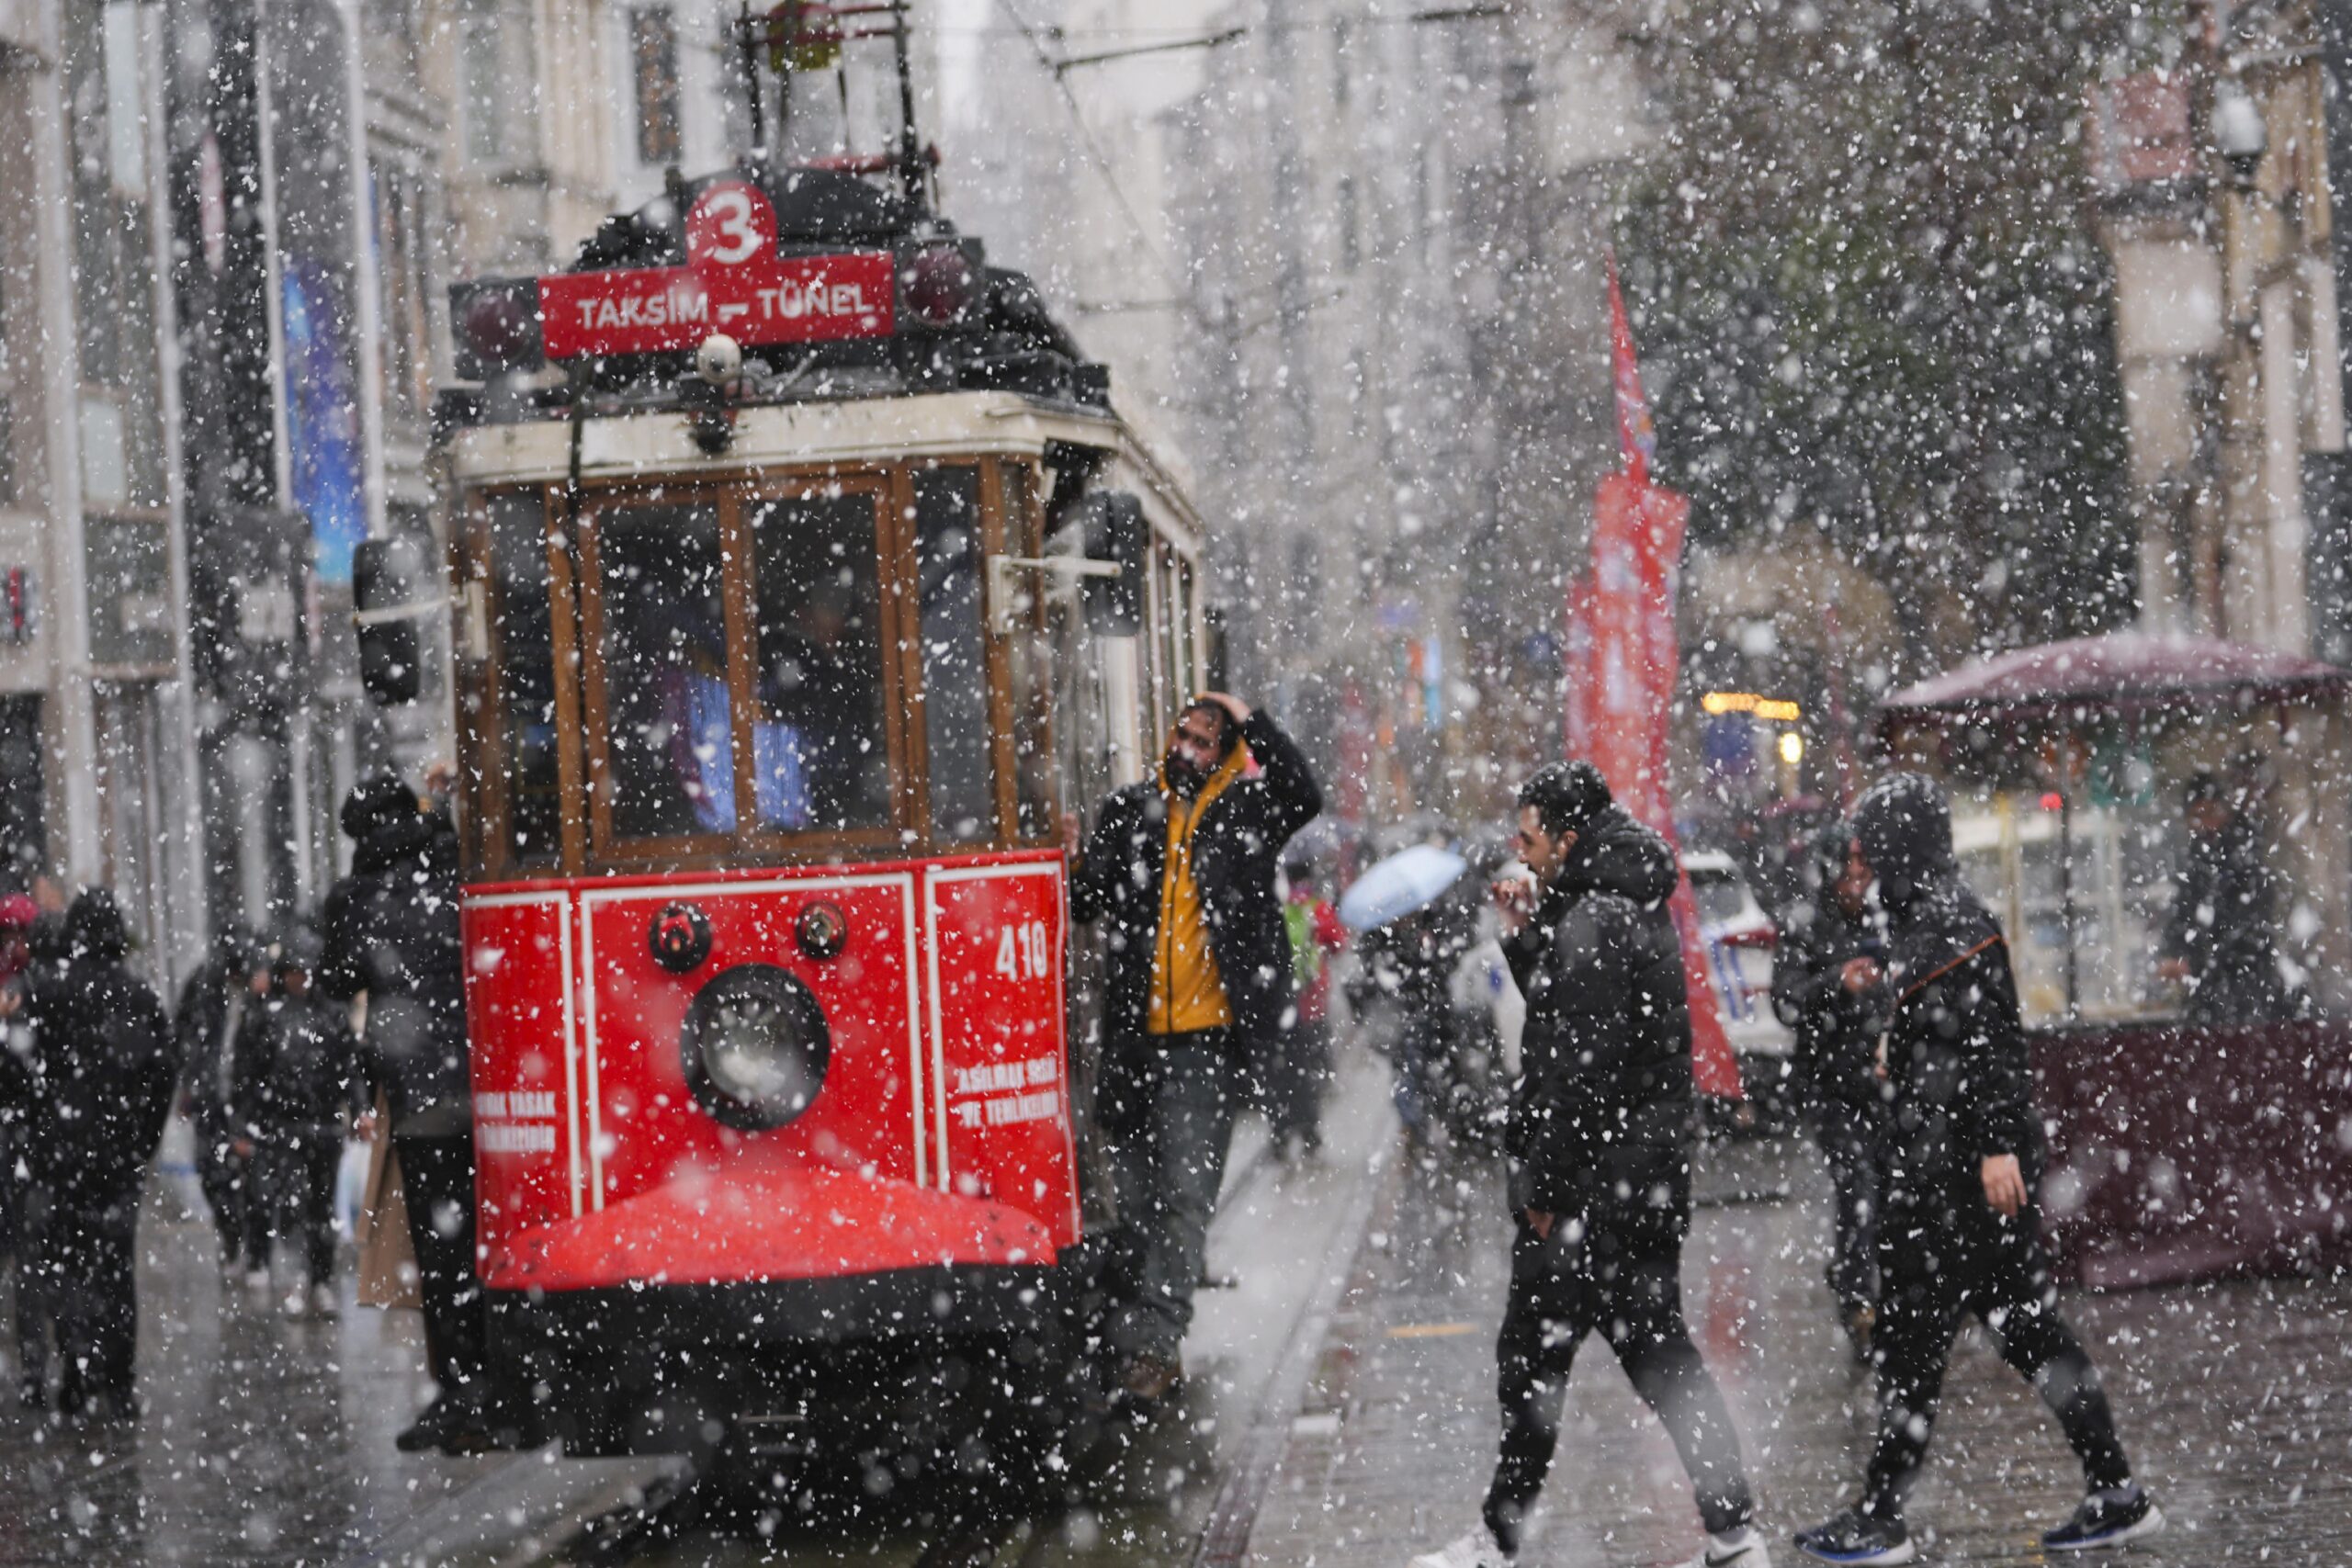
[6,1041,2347,1566]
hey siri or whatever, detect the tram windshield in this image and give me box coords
[459,457,1084,877]
[747,491,891,833]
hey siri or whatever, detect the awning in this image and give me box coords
[1879,632,2347,726]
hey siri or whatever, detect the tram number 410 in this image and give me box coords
[994,920,1054,982]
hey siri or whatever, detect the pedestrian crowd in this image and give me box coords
[0,766,496,1454]
[0,682,2278,1565]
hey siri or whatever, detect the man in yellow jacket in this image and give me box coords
[1067,692,1322,1403]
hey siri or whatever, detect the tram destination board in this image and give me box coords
[538,179,894,359]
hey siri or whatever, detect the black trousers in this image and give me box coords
[1862,1181,2132,1520]
[195,1114,263,1267]
[1264,1016,1331,1150]
[1806,1096,1885,1320]
[258,1134,341,1287]
[23,1180,141,1409]
[1484,1221,1756,1550]
[393,1131,488,1401]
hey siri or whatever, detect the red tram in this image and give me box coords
[418,23,1216,1469]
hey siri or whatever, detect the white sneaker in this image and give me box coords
[243,1267,271,1295]
[308,1283,337,1317]
[1408,1532,1510,1568]
[1683,1526,1772,1568]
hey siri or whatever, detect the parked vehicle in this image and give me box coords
[1687,849,1796,1124]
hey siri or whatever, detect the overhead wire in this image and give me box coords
[988,0,1211,331]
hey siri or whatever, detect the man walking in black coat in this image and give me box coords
[1771,823,1888,1356]
[1794,773,2159,1564]
[1413,762,1764,1568]
[1065,692,1320,1404]
[3,890,177,1419]
[320,773,492,1451]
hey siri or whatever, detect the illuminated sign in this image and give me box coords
[1701,691,1802,722]
[537,180,893,359]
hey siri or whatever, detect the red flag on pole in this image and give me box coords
[1576,254,1744,1100]
[1608,252,1658,488]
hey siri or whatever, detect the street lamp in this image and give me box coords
[2213,82,2267,191]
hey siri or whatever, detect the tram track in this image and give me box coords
[543,1096,1398,1568]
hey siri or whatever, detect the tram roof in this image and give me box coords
[446,388,1206,553]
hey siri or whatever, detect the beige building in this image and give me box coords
[2091,4,2346,655]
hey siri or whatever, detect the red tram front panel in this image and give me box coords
[462,892,585,1263]
[462,854,1080,1294]
[925,858,1079,1251]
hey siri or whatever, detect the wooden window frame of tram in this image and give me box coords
[456,456,1061,884]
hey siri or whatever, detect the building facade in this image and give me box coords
[2,0,208,982]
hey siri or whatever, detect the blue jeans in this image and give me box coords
[1099,1032,1238,1362]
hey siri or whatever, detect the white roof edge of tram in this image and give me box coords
[446,389,1207,558]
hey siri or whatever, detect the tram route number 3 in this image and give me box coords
[994,920,1053,982]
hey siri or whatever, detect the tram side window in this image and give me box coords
[747,491,892,832]
[1001,465,1057,840]
[486,492,560,863]
[913,468,994,843]
[595,503,735,840]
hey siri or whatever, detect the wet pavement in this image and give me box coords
[0,1176,509,1563]
[6,1077,2351,1567]
[1243,1131,2352,1567]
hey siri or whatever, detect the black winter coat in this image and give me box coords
[1855,774,2036,1198]
[175,953,252,1134]
[17,919,176,1200]
[1770,852,1883,1114]
[2161,816,2294,1024]
[1876,880,2036,1193]
[1500,805,1694,1250]
[319,804,470,1128]
[1069,711,1322,1050]
[234,991,364,1142]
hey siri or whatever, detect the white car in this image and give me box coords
[1685,849,1794,1071]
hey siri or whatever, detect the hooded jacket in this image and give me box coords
[1852,773,2036,1191]
[1069,710,1322,1050]
[17,892,177,1198]
[1771,823,1884,1112]
[319,784,469,1129]
[1500,803,1694,1247]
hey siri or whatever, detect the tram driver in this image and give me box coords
[1065,691,1322,1405]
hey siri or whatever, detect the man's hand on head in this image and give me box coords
[1197,692,1252,726]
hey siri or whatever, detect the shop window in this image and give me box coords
[630,8,683,166]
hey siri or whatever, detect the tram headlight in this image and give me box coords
[682,964,831,1133]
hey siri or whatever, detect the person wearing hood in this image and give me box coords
[1413,762,1765,1568]
[2,889,176,1418]
[1064,692,1321,1405]
[318,771,493,1451]
[175,924,270,1280]
[1794,773,2158,1565]
[1771,821,1888,1356]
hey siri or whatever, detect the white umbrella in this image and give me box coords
[1339,843,1470,932]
